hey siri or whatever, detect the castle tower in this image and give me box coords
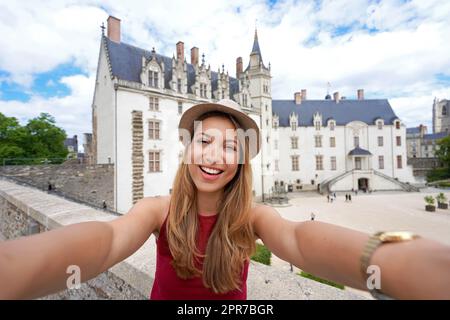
[244,29,273,200]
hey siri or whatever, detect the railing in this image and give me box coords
[372,170,420,192]
[319,169,420,193]
[319,169,355,194]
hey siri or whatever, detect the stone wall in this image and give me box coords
[131,111,144,204]
[0,164,114,210]
[407,157,443,177]
[0,178,366,300]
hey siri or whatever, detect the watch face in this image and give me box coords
[379,231,419,242]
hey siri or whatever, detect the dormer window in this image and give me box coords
[273,118,279,129]
[291,121,297,131]
[329,121,335,131]
[395,120,401,129]
[377,120,383,130]
[200,83,207,98]
[149,71,159,88]
[315,120,321,130]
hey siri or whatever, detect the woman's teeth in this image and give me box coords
[200,166,223,175]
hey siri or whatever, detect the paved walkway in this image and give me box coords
[267,188,450,298]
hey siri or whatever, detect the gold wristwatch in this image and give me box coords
[360,231,420,300]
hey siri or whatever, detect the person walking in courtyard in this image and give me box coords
[0,99,450,300]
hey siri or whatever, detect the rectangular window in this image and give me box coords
[291,121,297,131]
[378,156,384,169]
[330,122,335,131]
[275,160,279,171]
[200,83,207,98]
[315,136,322,148]
[149,71,159,88]
[331,156,336,170]
[377,121,383,130]
[355,157,362,170]
[291,137,298,149]
[354,136,359,147]
[396,136,402,146]
[243,94,247,107]
[330,137,336,148]
[397,155,402,169]
[148,120,160,140]
[396,121,401,129]
[149,96,159,111]
[177,78,182,93]
[292,156,299,171]
[178,102,183,115]
[315,121,321,131]
[273,120,278,129]
[378,136,383,147]
[149,151,161,172]
[315,155,323,170]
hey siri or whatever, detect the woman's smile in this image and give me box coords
[198,165,224,181]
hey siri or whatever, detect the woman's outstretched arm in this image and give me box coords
[0,196,164,299]
[252,205,450,299]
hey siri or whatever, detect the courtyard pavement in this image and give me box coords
[266,187,450,298]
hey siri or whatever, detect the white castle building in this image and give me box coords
[92,16,417,213]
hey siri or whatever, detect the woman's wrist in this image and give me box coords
[370,237,450,299]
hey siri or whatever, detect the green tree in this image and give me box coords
[0,112,68,165]
[25,113,68,161]
[435,136,450,166]
[427,136,450,182]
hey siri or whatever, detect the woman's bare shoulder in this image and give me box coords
[141,195,171,234]
[249,203,279,224]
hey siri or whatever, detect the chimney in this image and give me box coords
[107,16,121,43]
[236,57,243,77]
[176,41,184,61]
[301,89,307,101]
[357,89,364,100]
[333,91,340,103]
[190,47,199,65]
[294,92,302,105]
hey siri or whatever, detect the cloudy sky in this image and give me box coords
[0,0,449,150]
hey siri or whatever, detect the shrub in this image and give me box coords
[436,193,448,204]
[251,243,271,266]
[424,195,435,205]
[298,271,345,290]
[426,168,450,183]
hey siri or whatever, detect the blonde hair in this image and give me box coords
[166,112,256,294]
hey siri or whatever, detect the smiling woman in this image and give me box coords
[0,99,450,300]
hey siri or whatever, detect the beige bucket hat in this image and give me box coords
[178,99,261,159]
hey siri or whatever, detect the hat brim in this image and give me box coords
[178,102,261,159]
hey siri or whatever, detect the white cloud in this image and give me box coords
[0,74,94,149]
[0,0,449,139]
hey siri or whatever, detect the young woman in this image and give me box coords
[0,99,449,300]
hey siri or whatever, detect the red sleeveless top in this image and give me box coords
[150,212,249,300]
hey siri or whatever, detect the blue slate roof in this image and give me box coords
[272,99,399,126]
[423,132,448,140]
[104,36,239,97]
[406,127,420,134]
[251,30,262,56]
[348,147,372,156]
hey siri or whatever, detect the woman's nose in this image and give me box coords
[202,143,222,164]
